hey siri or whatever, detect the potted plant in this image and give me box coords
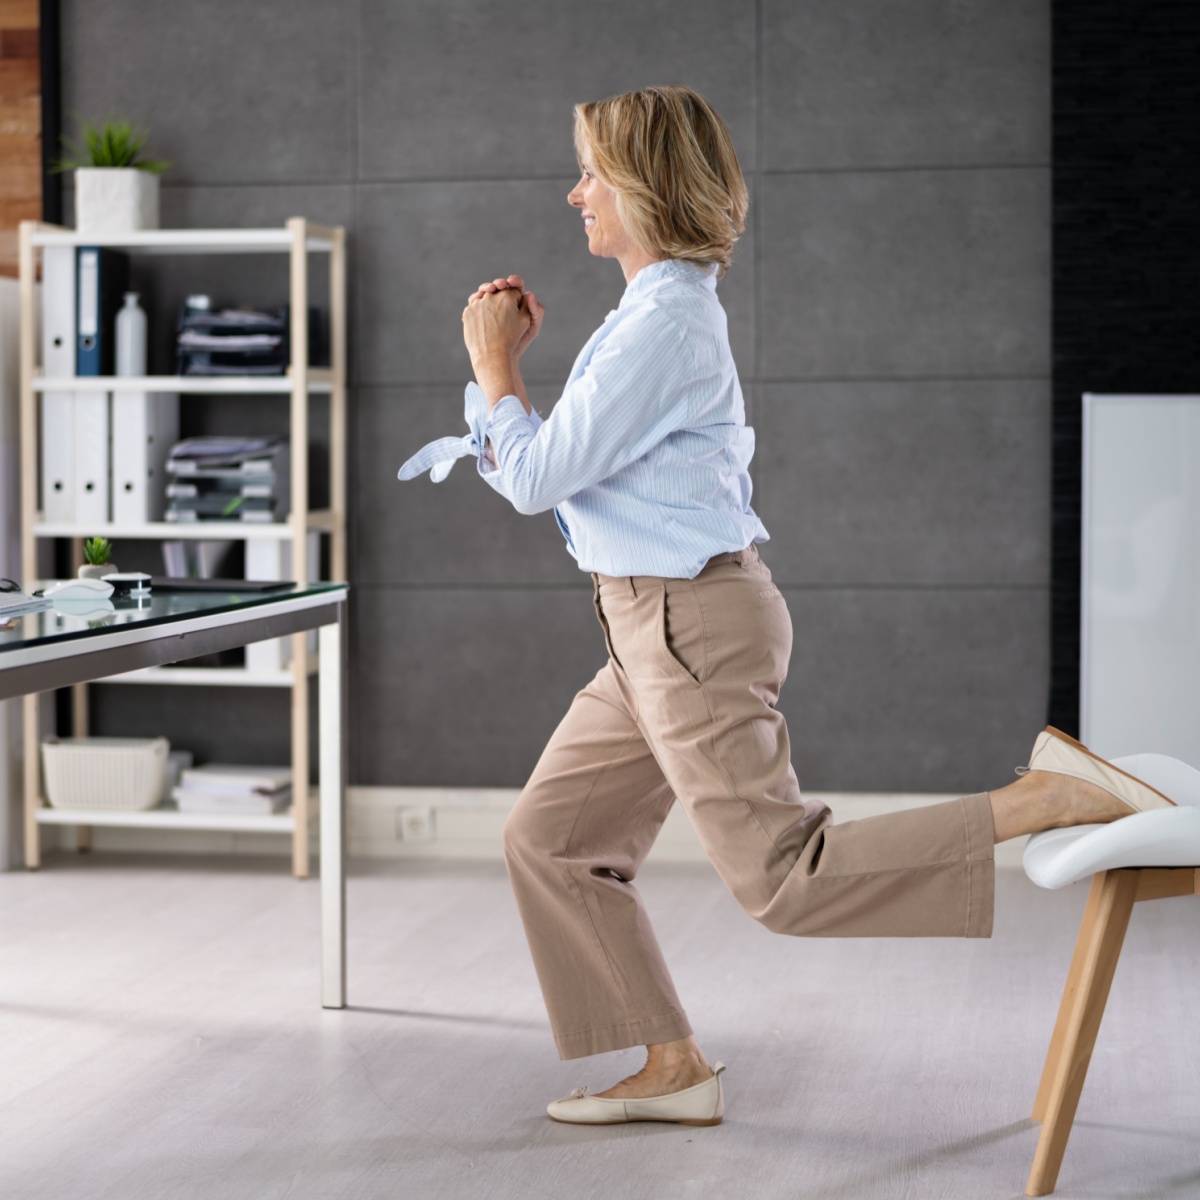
[79,537,118,580]
[52,118,170,235]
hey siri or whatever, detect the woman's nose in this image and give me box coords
[567,180,582,206]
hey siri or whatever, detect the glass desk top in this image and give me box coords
[0,582,347,657]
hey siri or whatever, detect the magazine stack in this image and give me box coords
[172,764,293,815]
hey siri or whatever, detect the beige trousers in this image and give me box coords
[503,545,995,1060]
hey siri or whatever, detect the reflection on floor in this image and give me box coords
[1,855,1196,1200]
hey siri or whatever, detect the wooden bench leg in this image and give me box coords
[1031,874,1104,1124]
[1026,869,1139,1196]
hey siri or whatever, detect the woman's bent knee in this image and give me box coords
[502,789,555,865]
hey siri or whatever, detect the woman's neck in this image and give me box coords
[619,245,666,284]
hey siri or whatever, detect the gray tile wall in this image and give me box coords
[65,0,1051,792]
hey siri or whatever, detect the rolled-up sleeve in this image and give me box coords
[476,402,541,501]
[481,306,692,515]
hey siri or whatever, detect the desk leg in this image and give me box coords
[23,692,39,868]
[319,614,347,1008]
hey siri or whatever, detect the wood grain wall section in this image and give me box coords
[0,0,40,279]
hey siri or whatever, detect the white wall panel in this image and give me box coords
[1082,393,1200,764]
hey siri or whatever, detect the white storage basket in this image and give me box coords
[41,737,171,811]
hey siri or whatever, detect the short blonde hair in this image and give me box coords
[574,85,748,275]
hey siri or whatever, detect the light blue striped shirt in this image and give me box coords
[398,258,768,578]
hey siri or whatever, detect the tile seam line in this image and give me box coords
[352,163,1052,185]
[756,162,1051,177]
[753,0,765,381]
[352,0,362,185]
[140,162,1054,191]
[751,374,1051,384]
[355,375,1052,390]
[354,583,1052,593]
[145,180,357,191]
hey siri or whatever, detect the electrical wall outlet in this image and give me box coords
[396,806,435,842]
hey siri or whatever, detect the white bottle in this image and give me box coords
[115,292,147,377]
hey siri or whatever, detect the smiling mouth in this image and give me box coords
[583,216,596,230]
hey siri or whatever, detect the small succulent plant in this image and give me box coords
[53,117,170,174]
[83,537,113,566]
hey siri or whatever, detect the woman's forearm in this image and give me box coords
[476,355,532,464]
[475,354,531,416]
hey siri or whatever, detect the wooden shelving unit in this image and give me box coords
[17,217,347,877]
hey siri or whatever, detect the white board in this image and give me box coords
[1081,393,1200,764]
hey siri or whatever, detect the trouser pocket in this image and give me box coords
[592,578,622,671]
[658,584,705,687]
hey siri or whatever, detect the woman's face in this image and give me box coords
[567,143,635,266]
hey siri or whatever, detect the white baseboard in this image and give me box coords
[49,786,1027,870]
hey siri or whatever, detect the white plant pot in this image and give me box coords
[78,563,116,580]
[74,168,160,234]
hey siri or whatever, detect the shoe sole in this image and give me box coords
[548,1114,723,1127]
[1043,726,1176,810]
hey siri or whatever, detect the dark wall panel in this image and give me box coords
[1050,0,1200,731]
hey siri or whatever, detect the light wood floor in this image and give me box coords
[1,853,1196,1200]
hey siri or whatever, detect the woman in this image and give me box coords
[399,85,1175,1126]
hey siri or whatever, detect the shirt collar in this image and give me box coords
[620,259,718,307]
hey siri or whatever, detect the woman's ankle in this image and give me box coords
[645,1036,710,1078]
[989,776,1057,842]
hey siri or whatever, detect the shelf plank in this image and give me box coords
[35,806,298,833]
[33,371,333,394]
[32,520,322,540]
[29,228,334,254]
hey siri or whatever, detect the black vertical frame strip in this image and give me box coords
[38,1,67,581]
[1050,1,1200,733]
[39,0,61,224]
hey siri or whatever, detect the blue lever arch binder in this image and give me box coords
[76,247,129,375]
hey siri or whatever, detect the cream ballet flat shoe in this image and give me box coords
[547,1062,726,1126]
[1020,727,1177,813]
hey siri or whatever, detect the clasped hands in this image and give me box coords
[462,274,544,368]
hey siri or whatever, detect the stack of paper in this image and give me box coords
[172,763,292,815]
[164,437,289,524]
[176,306,288,376]
[0,587,51,617]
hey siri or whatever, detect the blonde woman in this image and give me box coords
[399,85,1175,1126]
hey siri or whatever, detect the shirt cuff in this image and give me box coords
[485,394,536,458]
